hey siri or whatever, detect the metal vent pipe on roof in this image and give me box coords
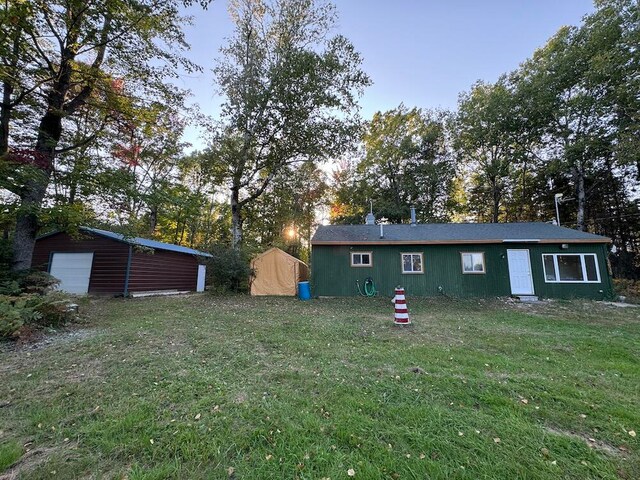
[410,206,417,227]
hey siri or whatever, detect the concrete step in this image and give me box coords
[517,295,539,303]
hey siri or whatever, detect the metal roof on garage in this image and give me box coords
[78,227,213,257]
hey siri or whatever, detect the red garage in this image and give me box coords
[32,227,211,295]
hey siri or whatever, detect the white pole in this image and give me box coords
[554,193,563,226]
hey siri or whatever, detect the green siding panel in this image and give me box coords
[311,242,614,300]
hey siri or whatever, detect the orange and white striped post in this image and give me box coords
[393,286,410,325]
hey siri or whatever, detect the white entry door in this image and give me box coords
[196,264,206,292]
[49,252,94,294]
[507,249,534,295]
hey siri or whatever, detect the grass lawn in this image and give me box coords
[1,295,639,479]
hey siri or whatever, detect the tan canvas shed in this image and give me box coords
[250,247,309,296]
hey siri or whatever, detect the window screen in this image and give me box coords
[462,253,485,273]
[351,252,372,267]
[402,253,423,273]
[557,255,584,281]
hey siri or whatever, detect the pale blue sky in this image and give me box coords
[178,0,595,149]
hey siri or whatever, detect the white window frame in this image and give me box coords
[401,252,424,274]
[460,252,486,274]
[350,251,373,267]
[542,253,601,283]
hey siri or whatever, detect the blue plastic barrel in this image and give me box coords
[298,281,311,300]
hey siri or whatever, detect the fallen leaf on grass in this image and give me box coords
[347,468,355,477]
[629,430,636,437]
[493,437,501,443]
[195,413,201,420]
[265,454,273,461]
[521,398,529,404]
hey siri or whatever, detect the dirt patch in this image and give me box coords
[0,445,67,480]
[601,302,640,308]
[0,328,100,355]
[234,391,248,404]
[543,425,627,457]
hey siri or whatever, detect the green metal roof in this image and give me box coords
[311,222,610,245]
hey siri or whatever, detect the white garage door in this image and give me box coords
[50,252,94,294]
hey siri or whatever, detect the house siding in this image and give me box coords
[127,249,198,292]
[311,242,614,299]
[32,232,129,294]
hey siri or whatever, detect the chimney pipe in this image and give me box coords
[380,223,384,238]
[365,200,376,225]
[410,206,417,227]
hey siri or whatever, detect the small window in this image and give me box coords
[401,253,423,274]
[542,254,600,283]
[543,255,556,281]
[461,252,485,274]
[351,252,372,267]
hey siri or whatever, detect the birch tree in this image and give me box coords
[212,0,369,249]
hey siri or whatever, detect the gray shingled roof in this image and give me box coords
[81,227,213,257]
[311,222,610,244]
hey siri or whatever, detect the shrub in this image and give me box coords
[0,269,72,339]
[0,293,76,339]
[0,295,42,338]
[0,269,59,296]
[612,279,640,303]
[205,246,253,294]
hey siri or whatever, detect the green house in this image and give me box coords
[310,222,614,299]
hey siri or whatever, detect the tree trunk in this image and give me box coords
[149,205,158,234]
[491,177,500,223]
[11,108,62,270]
[575,166,586,231]
[231,187,243,250]
[1,80,13,155]
[11,171,50,270]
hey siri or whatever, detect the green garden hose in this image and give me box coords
[356,277,378,297]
